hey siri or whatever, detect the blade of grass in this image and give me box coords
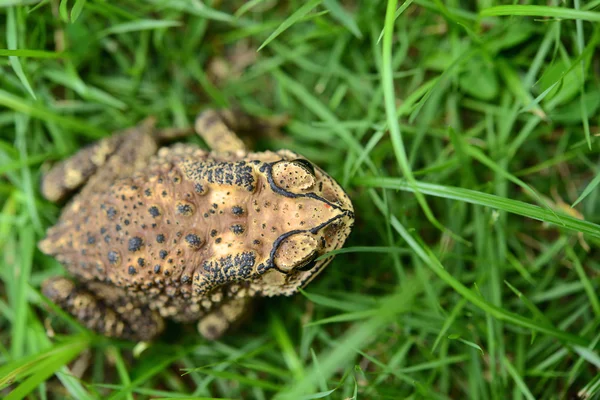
[0,339,73,388]
[480,5,600,22]
[377,0,415,43]
[147,0,235,22]
[566,247,600,318]
[59,0,69,21]
[382,0,457,240]
[0,49,68,58]
[432,298,467,352]
[466,146,559,221]
[10,226,34,359]
[258,0,322,51]
[323,0,362,38]
[107,347,134,400]
[270,313,304,381]
[234,0,268,17]
[572,165,600,207]
[355,176,600,239]
[6,8,36,99]
[522,27,599,113]
[0,89,106,138]
[71,0,86,22]
[503,356,535,400]
[99,19,182,37]
[573,0,591,149]
[3,337,89,400]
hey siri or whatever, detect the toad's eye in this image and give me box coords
[290,158,315,175]
[273,233,320,273]
[271,159,316,193]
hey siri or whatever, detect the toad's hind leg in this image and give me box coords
[41,118,159,203]
[42,277,164,341]
[197,297,251,340]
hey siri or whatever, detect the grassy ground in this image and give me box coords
[1,0,600,399]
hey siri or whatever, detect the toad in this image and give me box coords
[39,109,354,341]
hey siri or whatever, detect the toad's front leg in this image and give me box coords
[196,297,251,340]
[194,108,288,154]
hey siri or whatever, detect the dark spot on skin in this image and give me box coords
[162,190,167,197]
[106,207,117,220]
[148,206,161,218]
[176,202,194,216]
[137,258,145,267]
[212,203,218,209]
[156,234,165,243]
[128,266,137,275]
[104,235,111,243]
[144,188,152,196]
[128,237,143,252]
[181,275,190,284]
[185,234,202,249]
[154,265,161,273]
[168,259,173,264]
[215,238,222,244]
[194,183,204,193]
[124,219,130,226]
[232,206,244,215]
[210,229,217,237]
[230,224,245,235]
[152,223,157,228]
[87,235,96,244]
[253,239,261,245]
[100,227,107,234]
[159,250,168,259]
[116,224,122,232]
[108,251,120,264]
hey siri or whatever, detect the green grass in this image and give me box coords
[1,0,600,399]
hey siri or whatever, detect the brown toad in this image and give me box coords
[39,109,354,341]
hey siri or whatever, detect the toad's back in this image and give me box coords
[40,144,350,298]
